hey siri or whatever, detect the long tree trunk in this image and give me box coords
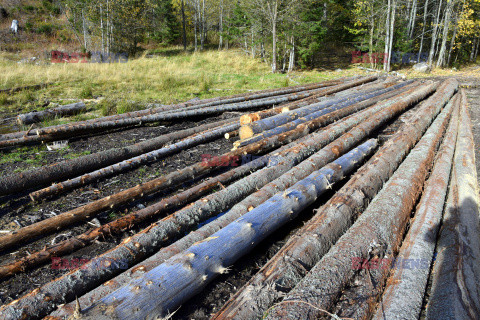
[214,79,457,320]
[447,15,458,66]
[436,0,454,67]
[418,0,429,62]
[384,0,391,71]
[201,0,205,50]
[271,2,278,73]
[218,0,223,50]
[386,0,396,72]
[428,0,443,65]
[181,0,187,50]
[288,36,295,72]
[16,102,87,125]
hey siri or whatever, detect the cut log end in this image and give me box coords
[240,113,261,125]
[239,126,254,140]
[281,106,290,113]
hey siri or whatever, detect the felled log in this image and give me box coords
[425,89,480,319]
[264,81,458,320]
[0,86,352,148]
[29,121,241,200]
[71,140,378,319]
[0,147,281,279]
[0,118,235,197]
[0,82,53,95]
[50,80,437,319]
[16,102,87,125]
[0,82,404,319]
[214,79,458,320]
[370,96,459,319]
[236,80,414,147]
[238,76,379,139]
[238,77,380,125]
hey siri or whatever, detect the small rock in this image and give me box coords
[412,62,432,73]
[335,68,342,72]
[136,204,146,210]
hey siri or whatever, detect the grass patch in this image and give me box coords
[1,48,477,119]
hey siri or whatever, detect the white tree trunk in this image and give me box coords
[418,0,429,62]
[383,0,391,71]
[428,0,443,66]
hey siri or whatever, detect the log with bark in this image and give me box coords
[16,102,87,125]
[0,118,235,197]
[213,79,458,320]
[263,83,457,320]
[236,80,414,147]
[0,86,355,148]
[425,89,480,319]
[68,140,378,319]
[50,80,438,319]
[0,78,343,141]
[238,76,380,139]
[29,120,241,200]
[370,96,459,320]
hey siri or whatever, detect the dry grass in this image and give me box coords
[0,48,477,116]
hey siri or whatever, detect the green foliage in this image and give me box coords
[80,85,94,99]
[35,22,55,35]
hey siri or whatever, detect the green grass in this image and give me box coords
[0,48,360,117]
[2,47,477,119]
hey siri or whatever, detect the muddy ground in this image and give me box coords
[0,76,478,319]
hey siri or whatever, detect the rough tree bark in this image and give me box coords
[69,141,378,319]
[0,118,235,197]
[264,82,457,320]
[16,102,87,125]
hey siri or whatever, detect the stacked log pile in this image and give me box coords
[0,76,478,320]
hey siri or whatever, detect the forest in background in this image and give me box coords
[2,0,480,72]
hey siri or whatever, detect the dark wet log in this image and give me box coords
[16,102,87,125]
[236,81,413,147]
[370,96,459,320]
[70,141,378,319]
[0,118,235,197]
[264,80,458,320]
[29,121,241,200]
[425,89,480,319]
[214,79,458,320]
